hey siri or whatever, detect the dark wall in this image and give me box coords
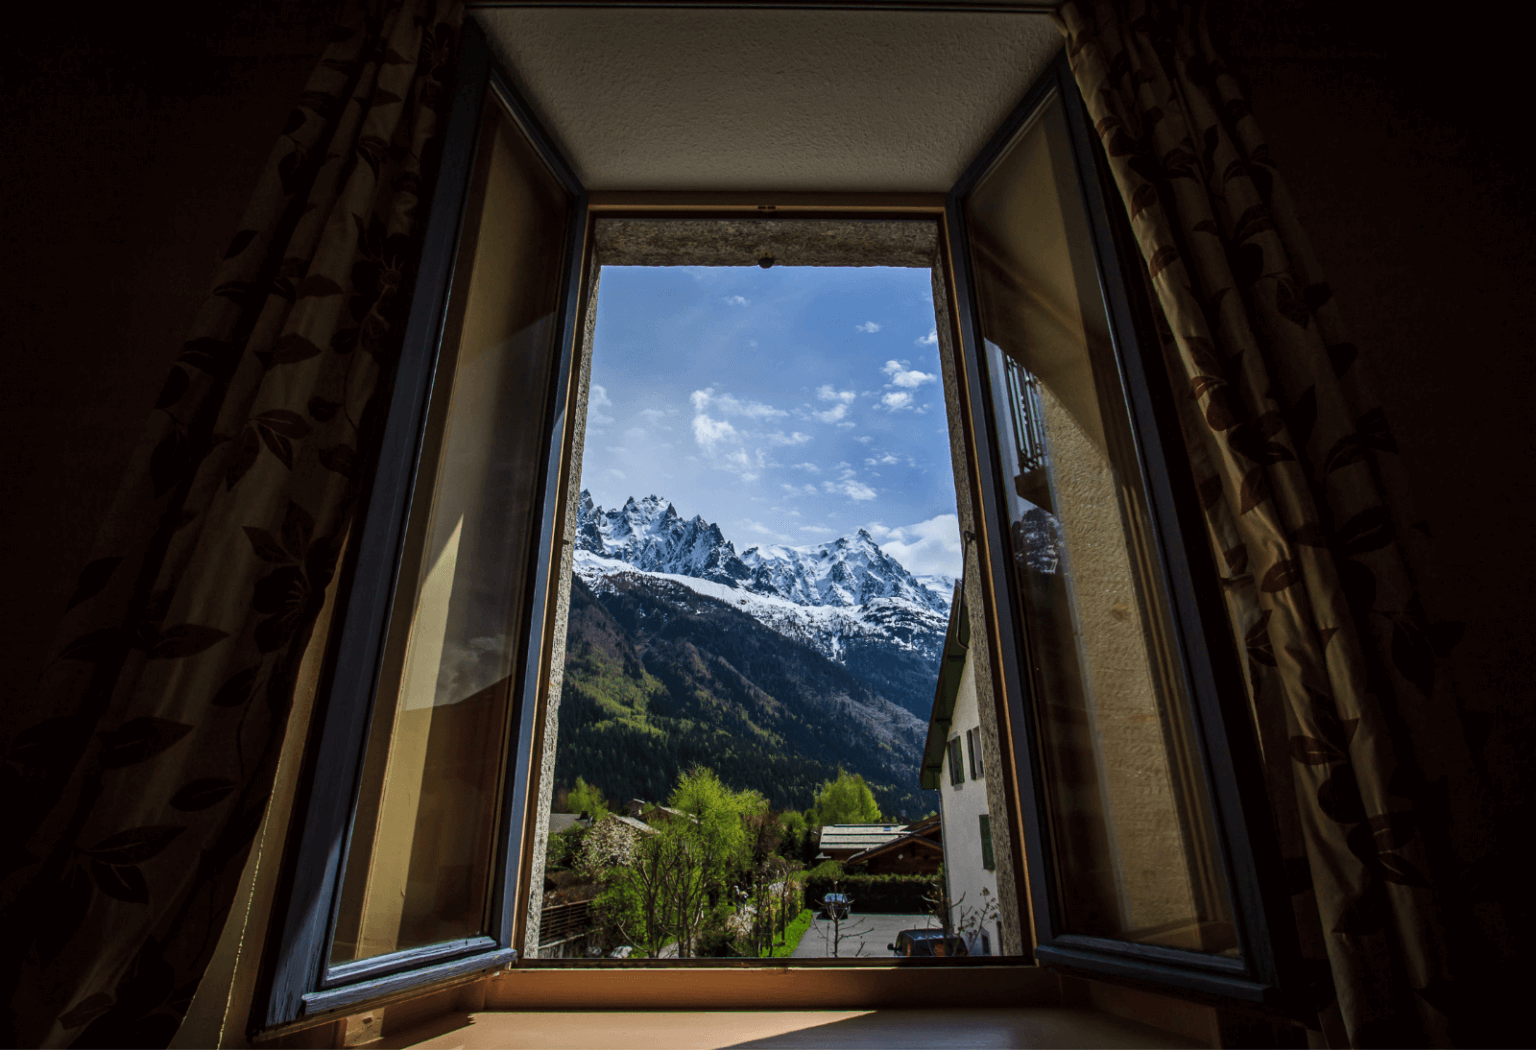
[1,0,1527,996]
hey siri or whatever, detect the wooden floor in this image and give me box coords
[380,1007,1201,1049]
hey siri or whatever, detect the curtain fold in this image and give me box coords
[1050,2,1498,1046]
[0,2,463,1045]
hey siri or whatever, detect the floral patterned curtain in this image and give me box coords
[1051,2,1495,1046]
[0,2,462,1045]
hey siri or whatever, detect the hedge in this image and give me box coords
[803,873,937,914]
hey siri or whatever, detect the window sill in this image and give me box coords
[276,967,1235,1049]
[377,1006,1201,1049]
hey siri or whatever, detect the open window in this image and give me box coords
[944,56,1300,1004]
[254,20,1301,1037]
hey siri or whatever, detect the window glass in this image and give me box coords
[979,814,995,871]
[948,737,965,786]
[966,89,1239,957]
[328,91,572,964]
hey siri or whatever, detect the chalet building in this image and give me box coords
[841,815,944,875]
[921,582,999,955]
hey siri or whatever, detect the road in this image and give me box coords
[788,911,939,959]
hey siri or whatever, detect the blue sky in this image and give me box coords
[579,265,962,578]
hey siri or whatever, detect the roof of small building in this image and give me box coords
[817,823,910,852]
[844,827,944,867]
[598,814,658,835]
[547,812,590,835]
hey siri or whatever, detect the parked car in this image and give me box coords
[888,928,968,957]
[819,893,852,919]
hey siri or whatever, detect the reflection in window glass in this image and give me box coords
[967,90,1239,956]
[329,92,571,963]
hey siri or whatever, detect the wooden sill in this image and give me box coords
[266,967,1238,1049]
[380,1007,1203,1049]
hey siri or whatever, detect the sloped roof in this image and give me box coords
[602,814,658,836]
[818,824,909,853]
[547,812,589,835]
[922,577,970,790]
[845,826,944,868]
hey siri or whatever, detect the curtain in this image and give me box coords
[1050,2,1498,1046]
[0,1,462,1045]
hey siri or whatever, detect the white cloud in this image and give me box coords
[855,321,882,333]
[811,384,857,424]
[692,414,739,452]
[881,391,914,411]
[606,468,626,480]
[767,431,812,446]
[854,435,873,444]
[692,387,786,420]
[791,462,821,473]
[724,295,750,306]
[916,329,939,347]
[836,421,856,429]
[866,513,962,577]
[824,479,877,501]
[882,360,937,388]
[638,408,674,422]
[588,383,615,427]
[624,427,647,439]
[800,524,835,536]
[740,519,792,542]
[721,447,767,482]
[865,452,899,466]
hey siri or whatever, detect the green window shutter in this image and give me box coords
[979,814,994,870]
[948,737,965,784]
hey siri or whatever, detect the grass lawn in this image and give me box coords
[759,908,815,959]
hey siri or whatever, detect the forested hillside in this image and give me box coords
[554,573,936,820]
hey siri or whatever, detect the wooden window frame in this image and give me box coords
[251,19,1310,1041]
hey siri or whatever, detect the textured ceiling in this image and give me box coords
[473,7,1062,192]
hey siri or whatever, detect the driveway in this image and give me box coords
[788,912,938,959]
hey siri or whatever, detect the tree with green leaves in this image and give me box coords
[567,775,610,822]
[809,769,882,826]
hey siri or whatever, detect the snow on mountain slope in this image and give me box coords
[575,550,946,667]
[574,492,954,713]
[578,491,950,613]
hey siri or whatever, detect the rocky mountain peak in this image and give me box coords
[577,490,951,615]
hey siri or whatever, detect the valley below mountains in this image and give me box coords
[553,492,953,819]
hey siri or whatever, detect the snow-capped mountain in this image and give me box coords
[577,491,950,613]
[573,491,955,719]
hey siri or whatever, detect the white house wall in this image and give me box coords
[940,649,1000,955]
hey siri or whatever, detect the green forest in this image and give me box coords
[552,573,937,819]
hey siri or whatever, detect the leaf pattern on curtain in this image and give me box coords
[1053,2,1494,1046]
[0,2,463,1046]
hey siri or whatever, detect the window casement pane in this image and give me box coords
[963,87,1239,958]
[330,89,573,965]
[966,727,983,780]
[948,736,965,786]
[980,814,995,871]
